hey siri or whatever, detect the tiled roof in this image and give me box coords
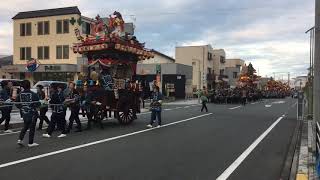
[12,6,81,20]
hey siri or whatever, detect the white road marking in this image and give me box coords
[184,106,190,108]
[229,106,241,110]
[0,131,20,136]
[291,102,297,108]
[251,102,258,105]
[216,115,285,180]
[265,105,272,108]
[0,113,212,169]
[272,100,286,104]
[164,109,172,111]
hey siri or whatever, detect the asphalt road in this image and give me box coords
[0,98,297,180]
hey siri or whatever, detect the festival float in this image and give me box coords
[72,11,154,124]
[265,79,290,92]
[237,63,260,88]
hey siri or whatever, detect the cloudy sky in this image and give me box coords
[0,0,314,78]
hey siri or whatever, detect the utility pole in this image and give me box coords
[314,0,320,122]
[288,73,290,85]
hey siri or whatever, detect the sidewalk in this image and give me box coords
[294,120,317,180]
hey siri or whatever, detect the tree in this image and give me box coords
[247,63,256,77]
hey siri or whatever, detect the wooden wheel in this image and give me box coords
[117,108,134,124]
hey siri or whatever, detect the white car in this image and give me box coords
[31,81,68,95]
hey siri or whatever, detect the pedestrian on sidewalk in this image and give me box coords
[200,86,208,112]
[16,80,41,147]
[42,85,67,138]
[0,81,13,133]
[147,86,163,128]
[36,85,50,130]
[66,82,82,133]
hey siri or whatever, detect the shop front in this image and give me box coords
[3,64,78,86]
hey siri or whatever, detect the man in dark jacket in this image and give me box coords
[36,85,50,130]
[42,85,67,138]
[147,86,163,128]
[16,80,41,147]
[66,82,82,133]
[0,81,13,133]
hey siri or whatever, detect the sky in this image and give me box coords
[0,0,315,78]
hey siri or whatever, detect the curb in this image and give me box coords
[292,120,317,180]
[280,119,302,180]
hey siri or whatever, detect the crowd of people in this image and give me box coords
[209,87,289,105]
[0,79,164,147]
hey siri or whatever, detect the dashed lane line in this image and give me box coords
[229,106,242,110]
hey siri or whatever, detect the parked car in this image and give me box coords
[31,81,68,96]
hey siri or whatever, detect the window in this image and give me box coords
[37,47,43,59]
[56,45,62,59]
[56,45,69,59]
[20,23,25,36]
[233,72,238,79]
[82,22,91,34]
[38,46,49,59]
[20,47,25,60]
[57,19,69,34]
[38,21,50,35]
[63,19,69,33]
[38,22,43,35]
[208,68,212,74]
[220,56,226,63]
[44,46,49,59]
[56,20,62,34]
[208,52,213,60]
[63,45,69,59]
[26,47,31,59]
[192,62,196,66]
[220,69,224,75]
[20,23,32,36]
[44,21,49,35]
[26,23,32,36]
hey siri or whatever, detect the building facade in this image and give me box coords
[175,45,215,91]
[224,59,245,88]
[136,63,193,99]
[8,6,92,85]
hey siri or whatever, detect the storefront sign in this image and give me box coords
[45,65,61,71]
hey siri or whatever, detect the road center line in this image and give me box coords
[216,115,285,180]
[229,106,241,110]
[0,113,212,169]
